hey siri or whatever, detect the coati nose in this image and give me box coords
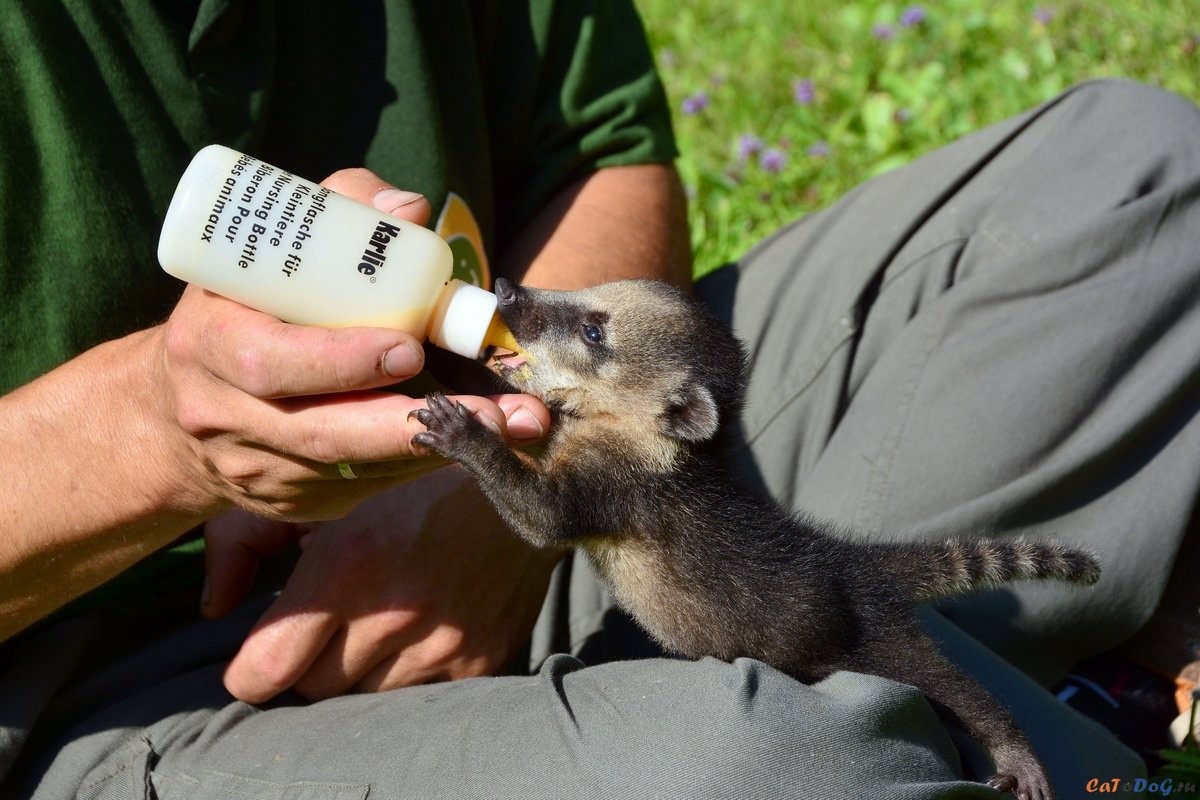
[495,277,519,307]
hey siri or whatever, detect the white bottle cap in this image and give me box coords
[427,279,500,359]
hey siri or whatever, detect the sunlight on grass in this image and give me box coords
[634,0,1200,276]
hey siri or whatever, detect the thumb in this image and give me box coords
[320,168,433,227]
[202,511,300,619]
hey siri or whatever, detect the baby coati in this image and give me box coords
[411,277,1101,800]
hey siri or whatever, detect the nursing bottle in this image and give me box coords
[157,144,518,359]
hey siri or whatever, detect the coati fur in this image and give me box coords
[411,277,1101,800]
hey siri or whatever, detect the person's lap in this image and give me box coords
[7,600,989,800]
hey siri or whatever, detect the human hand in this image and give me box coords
[203,467,560,703]
[154,169,549,521]
[0,169,550,640]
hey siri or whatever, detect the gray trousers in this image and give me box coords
[4,79,1197,799]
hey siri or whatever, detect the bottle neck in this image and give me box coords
[426,279,500,359]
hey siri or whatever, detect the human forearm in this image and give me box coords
[497,162,692,290]
[0,328,215,639]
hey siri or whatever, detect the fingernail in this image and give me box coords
[506,407,545,440]
[382,343,422,379]
[477,414,504,437]
[373,188,425,214]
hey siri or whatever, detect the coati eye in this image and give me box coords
[580,323,605,345]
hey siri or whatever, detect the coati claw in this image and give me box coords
[409,392,495,461]
[987,774,1017,793]
[987,770,1051,800]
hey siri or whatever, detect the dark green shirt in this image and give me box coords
[0,0,676,392]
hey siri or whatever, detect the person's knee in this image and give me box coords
[556,656,966,798]
[1065,78,1200,154]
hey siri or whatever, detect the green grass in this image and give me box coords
[634,0,1200,277]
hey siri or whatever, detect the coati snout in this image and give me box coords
[411,278,1100,800]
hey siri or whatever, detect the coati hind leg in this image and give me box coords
[857,633,1052,800]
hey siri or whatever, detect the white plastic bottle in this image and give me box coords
[157,144,518,359]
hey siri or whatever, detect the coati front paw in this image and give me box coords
[409,393,500,464]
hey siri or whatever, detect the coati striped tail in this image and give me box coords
[909,538,1101,601]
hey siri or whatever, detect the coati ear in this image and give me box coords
[662,384,720,442]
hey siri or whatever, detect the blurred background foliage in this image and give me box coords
[633,0,1199,276]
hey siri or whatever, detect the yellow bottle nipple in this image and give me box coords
[484,314,531,360]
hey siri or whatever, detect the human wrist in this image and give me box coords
[98,325,232,522]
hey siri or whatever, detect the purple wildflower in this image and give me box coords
[807,141,831,158]
[894,108,913,124]
[759,148,787,174]
[681,91,710,115]
[737,134,765,162]
[900,5,926,27]
[793,78,815,105]
[872,23,896,41]
[1033,6,1055,24]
